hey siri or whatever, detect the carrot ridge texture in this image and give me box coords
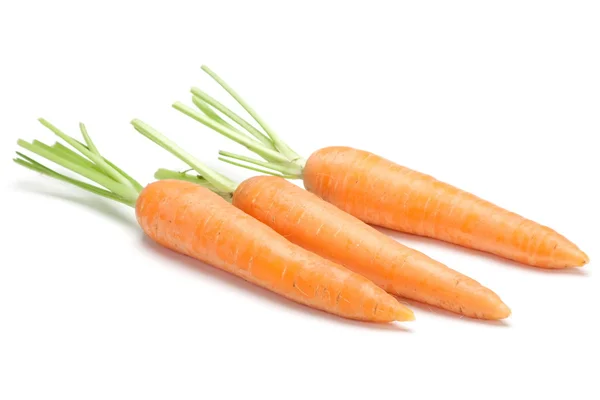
[233,176,510,319]
[137,180,413,322]
[303,147,589,269]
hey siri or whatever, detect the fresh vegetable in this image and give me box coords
[173,66,589,269]
[134,121,510,320]
[15,119,413,323]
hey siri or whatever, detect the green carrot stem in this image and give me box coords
[192,96,239,133]
[154,168,227,193]
[64,137,144,192]
[79,122,99,155]
[218,150,302,176]
[218,157,295,179]
[191,96,263,150]
[154,168,233,201]
[200,65,304,164]
[53,140,143,192]
[103,158,144,193]
[191,95,274,154]
[38,118,132,188]
[50,142,104,174]
[131,119,237,193]
[190,87,275,149]
[16,120,142,207]
[172,102,290,164]
[154,168,212,187]
[17,139,137,202]
[14,153,134,206]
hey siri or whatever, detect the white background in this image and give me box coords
[1,1,598,399]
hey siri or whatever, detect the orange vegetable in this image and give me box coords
[234,176,510,319]
[175,65,588,269]
[15,120,412,323]
[138,180,410,322]
[136,121,510,320]
[304,147,589,269]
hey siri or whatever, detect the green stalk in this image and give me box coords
[218,157,295,179]
[201,65,304,165]
[51,142,104,173]
[154,168,233,202]
[218,150,302,177]
[14,153,134,206]
[79,123,99,155]
[39,118,133,188]
[192,96,239,133]
[60,138,144,192]
[131,119,237,193]
[17,139,136,202]
[15,120,142,207]
[192,96,267,151]
[190,87,275,149]
[173,102,290,164]
[103,158,144,193]
[154,168,215,188]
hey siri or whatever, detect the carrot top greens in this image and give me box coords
[14,67,317,207]
[130,119,236,201]
[14,117,250,208]
[171,65,305,179]
[15,119,142,207]
[13,118,253,207]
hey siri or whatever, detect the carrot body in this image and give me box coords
[136,180,411,322]
[303,147,589,269]
[233,176,510,319]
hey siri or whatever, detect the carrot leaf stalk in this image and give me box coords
[130,119,237,194]
[199,66,304,162]
[131,120,276,198]
[190,89,275,150]
[38,119,134,187]
[173,65,306,172]
[192,96,242,135]
[14,119,142,207]
[217,150,302,177]
[153,168,233,201]
[172,102,291,165]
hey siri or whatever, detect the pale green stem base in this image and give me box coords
[154,168,234,202]
[131,119,238,194]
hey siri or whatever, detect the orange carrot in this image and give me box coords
[174,65,588,269]
[135,121,510,320]
[138,180,410,322]
[233,176,510,319]
[304,147,589,269]
[14,119,412,323]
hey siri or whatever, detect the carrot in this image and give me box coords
[14,119,412,323]
[134,120,510,319]
[303,147,590,269]
[173,65,588,269]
